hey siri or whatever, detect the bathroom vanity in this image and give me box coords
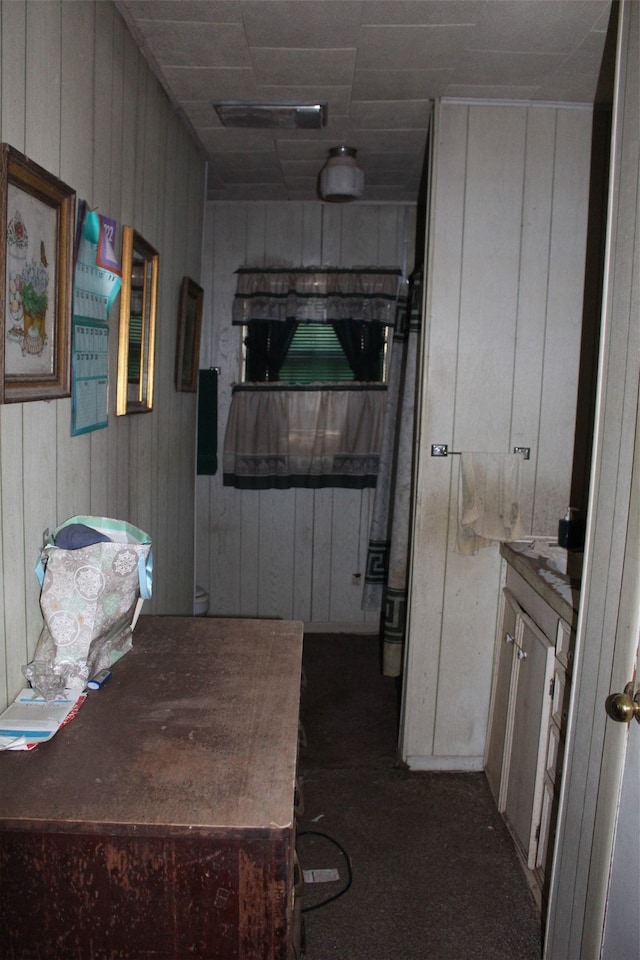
[0,616,304,959]
[485,541,580,905]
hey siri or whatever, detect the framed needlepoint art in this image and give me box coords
[0,144,75,403]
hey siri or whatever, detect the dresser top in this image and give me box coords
[0,616,303,837]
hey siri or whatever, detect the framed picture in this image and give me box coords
[116,226,159,416]
[0,144,75,403]
[175,276,203,392]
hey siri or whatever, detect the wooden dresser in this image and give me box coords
[0,616,304,960]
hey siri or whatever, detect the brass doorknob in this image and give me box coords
[605,683,640,724]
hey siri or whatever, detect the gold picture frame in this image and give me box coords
[116,226,159,415]
[0,144,75,403]
[175,276,203,392]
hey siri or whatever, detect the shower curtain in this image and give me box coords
[363,270,422,677]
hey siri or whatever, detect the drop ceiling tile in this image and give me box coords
[251,48,357,86]
[357,24,474,70]
[535,71,601,104]
[209,153,283,177]
[208,182,291,201]
[352,68,452,100]
[116,0,614,202]
[241,0,363,47]
[120,1,242,22]
[181,101,224,129]
[564,31,616,75]
[276,139,336,162]
[200,128,279,152]
[358,153,423,174]
[362,1,481,26]
[353,129,429,153]
[280,159,326,177]
[349,100,432,129]
[472,0,610,53]
[129,22,249,68]
[162,66,258,100]
[454,49,566,86]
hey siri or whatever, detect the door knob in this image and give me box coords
[605,683,640,724]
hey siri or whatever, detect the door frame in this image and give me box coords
[544,2,640,955]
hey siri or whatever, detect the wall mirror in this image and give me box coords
[116,226,159,415]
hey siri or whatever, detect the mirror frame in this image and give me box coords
[116,226,159,415]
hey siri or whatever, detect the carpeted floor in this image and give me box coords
[296,633,542,960]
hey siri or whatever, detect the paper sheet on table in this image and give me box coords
[0,689,85,750]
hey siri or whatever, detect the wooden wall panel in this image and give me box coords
[536,107,593,532]
[198,201,415,627]
[401,100,594,768]
[0,1,205,710]
[511,107,557,531]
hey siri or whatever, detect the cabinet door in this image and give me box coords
[503,610,555,869]
[485,589,521,808]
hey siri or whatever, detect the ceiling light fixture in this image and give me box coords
[212,100,327,130]
[319,146,364,202]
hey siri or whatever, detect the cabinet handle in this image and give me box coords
[517,649,528,660]
[505,633,515,644]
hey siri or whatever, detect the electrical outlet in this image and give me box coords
[351,572,362,586]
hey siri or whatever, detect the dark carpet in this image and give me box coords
[296,633,542,959]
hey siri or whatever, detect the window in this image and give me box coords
[233,266,402,384]
[242,320,390,384]
[223,267,407,490]
[277,323,354,383]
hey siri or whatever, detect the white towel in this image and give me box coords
[456,452,524,555]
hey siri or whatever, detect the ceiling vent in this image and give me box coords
[319,146,364,202]
[212,100,327,130]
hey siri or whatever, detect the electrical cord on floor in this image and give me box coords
[297,830,353,913]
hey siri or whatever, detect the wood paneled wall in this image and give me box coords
[401,100,595,768]
[0,1,205,711]
[198,201,416,627]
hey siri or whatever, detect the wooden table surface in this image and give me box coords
[0,616,304,836]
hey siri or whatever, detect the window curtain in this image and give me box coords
[332,320,387,381]
[363,270,423,677]
[232,267,402,325]
[223,383,387,489]
[244,319,298,381]
[233,267,403,382]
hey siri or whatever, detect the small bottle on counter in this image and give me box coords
[558,507,585,550]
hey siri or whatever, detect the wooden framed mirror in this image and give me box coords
[116,226,159,415]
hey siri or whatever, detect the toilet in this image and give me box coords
[194,584,209,616]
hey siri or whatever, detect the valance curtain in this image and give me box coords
[223,384,387,490]
[363,270,423,677]
[233,267,404,382]
[232,267,403,325]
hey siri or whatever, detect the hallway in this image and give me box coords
[297,633,542,959]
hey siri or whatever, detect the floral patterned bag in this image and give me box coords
[32,516,153,691]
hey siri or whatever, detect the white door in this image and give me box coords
[544,2,640,956]
[602,699,640,956]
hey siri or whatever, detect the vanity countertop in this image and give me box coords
[500,540,581,625]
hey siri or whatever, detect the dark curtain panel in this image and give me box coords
[244,319,298,381]
[332,320,386,381]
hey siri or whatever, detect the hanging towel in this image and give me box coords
[456,452,524,555]
[197,369,218,475]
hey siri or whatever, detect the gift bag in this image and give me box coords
[30,516,153,691]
